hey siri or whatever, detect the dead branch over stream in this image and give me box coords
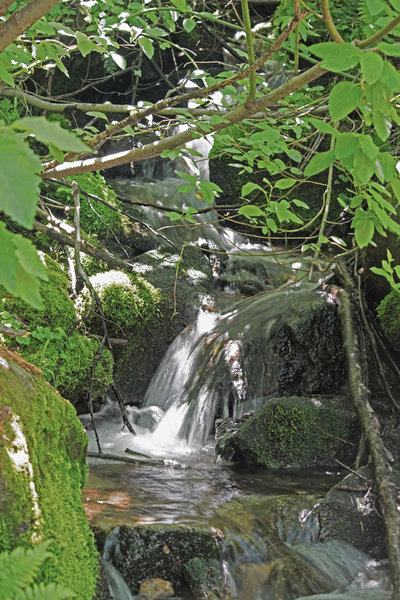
[339,286,400,600]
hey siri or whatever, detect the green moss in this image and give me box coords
[1,254,76,331]
[77,270,161,338]
[377,289,400,351]
[0,356,98,598]
[19,333,114,406]
[55,172,129,238]
[229,398,353,469]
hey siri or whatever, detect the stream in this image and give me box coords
[82,177,391,599]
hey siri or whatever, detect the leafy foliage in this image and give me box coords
[0,541,74,600]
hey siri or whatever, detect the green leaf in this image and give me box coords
[165,211,182,221]
[171,0,187,9]
[48,144,64,164]
[390,0,400,9]
[13,235,48,281]
[110,52,126,70]
[390,177,400,202]
[360,52,384,84]
[353,210,375,248]
[241,182,264,197]
[0,60,15,87]
[304,150,335,177]
[238,205,264,217]
[138,37,154,59]
[76,31,99,57]
[0,224,44,309]
[266,218,277,233]
[292,199,309,209]
[375,152,396,181]
[353,150,374,185]
[359,135,379,160]
[372,111,392,141]
[174,169,197,184]
[0,130,41,229]
[183,18,196,33]
[309,42,361,72]
[329,82,362,121]
[274,178,296,189]
[13,117,89,152]
[86,111,109,121]
[366,0,386,14]
[335,133,359,159]
[377,42,400,57]
[307,118,337,136]
[199,181,222,204]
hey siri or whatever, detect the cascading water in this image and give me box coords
[82,175,391,599]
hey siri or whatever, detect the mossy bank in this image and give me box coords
[0,347,98,599]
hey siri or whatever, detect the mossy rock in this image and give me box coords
[105,525,219,593]
[77,269,161,338]
[0,347,98,598]
[377,289,400,351]
[53,171,130,240]
[217,396,358,469]
[184,557,232,599]
[19,332,114,408]
[1,254,76,332]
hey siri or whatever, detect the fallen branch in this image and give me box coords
[339,287,400,600]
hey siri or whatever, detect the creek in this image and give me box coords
[82,177,391,599]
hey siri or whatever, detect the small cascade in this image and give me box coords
[102,529,134,600]
[111,176,255,250]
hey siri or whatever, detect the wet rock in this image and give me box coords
[317,466,386,557]
[105,525,219,594]
[138,578,174,598]
[216,396,358,469]
[243,303,346,399]
[184,557,232,599]
[0,347,98,599]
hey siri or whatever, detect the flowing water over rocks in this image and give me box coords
[83,177,391,599]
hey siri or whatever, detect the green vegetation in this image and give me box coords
[54,172,129,239]
[0,358,98,599]
[1,255,114,406]
[0,540,74,600]
[221,398,353,469]
[77,270,161,338]
[377,289,400,351]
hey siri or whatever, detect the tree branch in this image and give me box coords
[0,0,59,53]
[42,63,325,179]
[321,0,344,43]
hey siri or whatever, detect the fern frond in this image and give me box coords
[0,541,52,597]
[15,582,75,600]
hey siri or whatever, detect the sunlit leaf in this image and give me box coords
[13,117,89,152]
[0,130,41,229]
[304,150,335,177]
[329,82,362,121]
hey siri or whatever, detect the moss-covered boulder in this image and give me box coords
[98,524,219,594]
[0,347,98,599]
[377,289,400,351]
[1,254,76,332]
[2,256,114,410]
[216,396,358,469]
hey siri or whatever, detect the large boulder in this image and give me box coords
[216,396,358,469]
[95,524,220,595]
[0,347,98,598]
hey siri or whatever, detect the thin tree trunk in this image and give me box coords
[339,288,400,600]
